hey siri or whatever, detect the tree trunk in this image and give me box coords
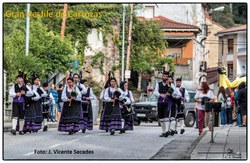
[60,4,68,39]
[137,72,142,91]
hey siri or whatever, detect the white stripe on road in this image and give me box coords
[23,152,34,156]
[48,143,61,148]
[68,139,80,143]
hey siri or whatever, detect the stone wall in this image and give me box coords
[174,60,193,80]
[83,25,121,87]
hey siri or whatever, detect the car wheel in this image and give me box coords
[185,112,195,127]
[133,119,141,126]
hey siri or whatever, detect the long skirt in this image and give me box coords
[24,101,38,131]
[121,106,134,130]
[58,100,81,132]
[82,101,93,130]
[99,101,122,131]
[33,101,43,130]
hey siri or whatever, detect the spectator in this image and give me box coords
[217,86,227,126]
[194,82,215,135]
[238,82,247,127]
[234,86,242,126]
[49,83,58,122]
[225,88,234,124]
[56,84,64,122]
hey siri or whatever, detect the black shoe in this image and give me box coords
[165,131,170,137]
[159,133,166,137]
[19,131,24,135]
[43,126,48,132]
[106,129,108,132]
[239,124,246,127]
[180,129,185,134]
[10,129,16,135]
[110,130,115,135]
[82,129,86,133]
[69,131,74,135]
[174,130,178,134]
[170,130,175,136]
[120,128,125,134]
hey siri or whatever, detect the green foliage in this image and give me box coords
[207,3,246,28]
[154,57,175,73]
[91,52,105,75]
[130,18,167,73]
[4,18,74,83]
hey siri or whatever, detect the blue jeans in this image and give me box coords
[226,107,233,124]
[57,102,63,112]
[50,104,56,121]
[237,113,242,126]
[220,107,227,125]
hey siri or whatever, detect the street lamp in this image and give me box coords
[25,4,30,56]
[209,6,225,14]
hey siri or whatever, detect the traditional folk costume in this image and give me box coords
[9,71,32,135]
[80,80,95,133]
[172,77,190,135]
[23,80,41,134]
[40,83,54,132]
[99,81,110,132]
[31,75,44,132]
[58,78,82,135]
[154,72,174,137]
[100,78,124,135]
[119,81,134,134]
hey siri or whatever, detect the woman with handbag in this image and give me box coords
[194,82,215,135]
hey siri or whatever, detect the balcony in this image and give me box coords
[238,47,246,56]
[173,57,191,65]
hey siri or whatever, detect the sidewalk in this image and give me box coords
[190,125,247,160]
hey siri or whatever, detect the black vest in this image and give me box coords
[158,82,170,94]
[14,84,22,93]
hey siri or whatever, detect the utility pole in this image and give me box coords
[121,5,126,81]
[125,4,133,82]
[25,4,30,56]
[61,4,68,39]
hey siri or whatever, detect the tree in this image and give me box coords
[131,18,167,90]
[4,18,74,83]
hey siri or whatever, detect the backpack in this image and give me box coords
[226,96,232,107]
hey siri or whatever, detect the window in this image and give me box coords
[228,39,234,54]
[144,6,155,18]
[228,64,233,79]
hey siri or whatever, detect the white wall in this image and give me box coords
[84,28,104,56]
[237,59,246,77]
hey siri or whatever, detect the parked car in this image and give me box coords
[132,90,196,127]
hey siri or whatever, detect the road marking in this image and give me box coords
[68,139,80,143]
[23,152,34,156]
[48,144,61,148]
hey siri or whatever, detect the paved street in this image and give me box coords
[4,122,197,160]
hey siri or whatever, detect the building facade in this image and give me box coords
[216,25,247,81]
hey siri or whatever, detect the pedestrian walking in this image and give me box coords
[172,77,190,134]
[40,82,54,131]
[9,70,33,135]
[101,77,124,135]
[225,88,234,124]
[194,82,215,135]
[237,82,247,127]
[49,84,58,122]
[119,81,135,134]
[58,77,82,135]
[217,86,227,126]
[56,84,64,122]
[80,79,95,133]
[154,71,174,137]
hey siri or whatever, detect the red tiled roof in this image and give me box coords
[138,15,200,30]
[153,16,200,30]
[217,25,246,34]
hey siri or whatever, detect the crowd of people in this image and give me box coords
[8,69,247,137]
[9,70,135,136]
